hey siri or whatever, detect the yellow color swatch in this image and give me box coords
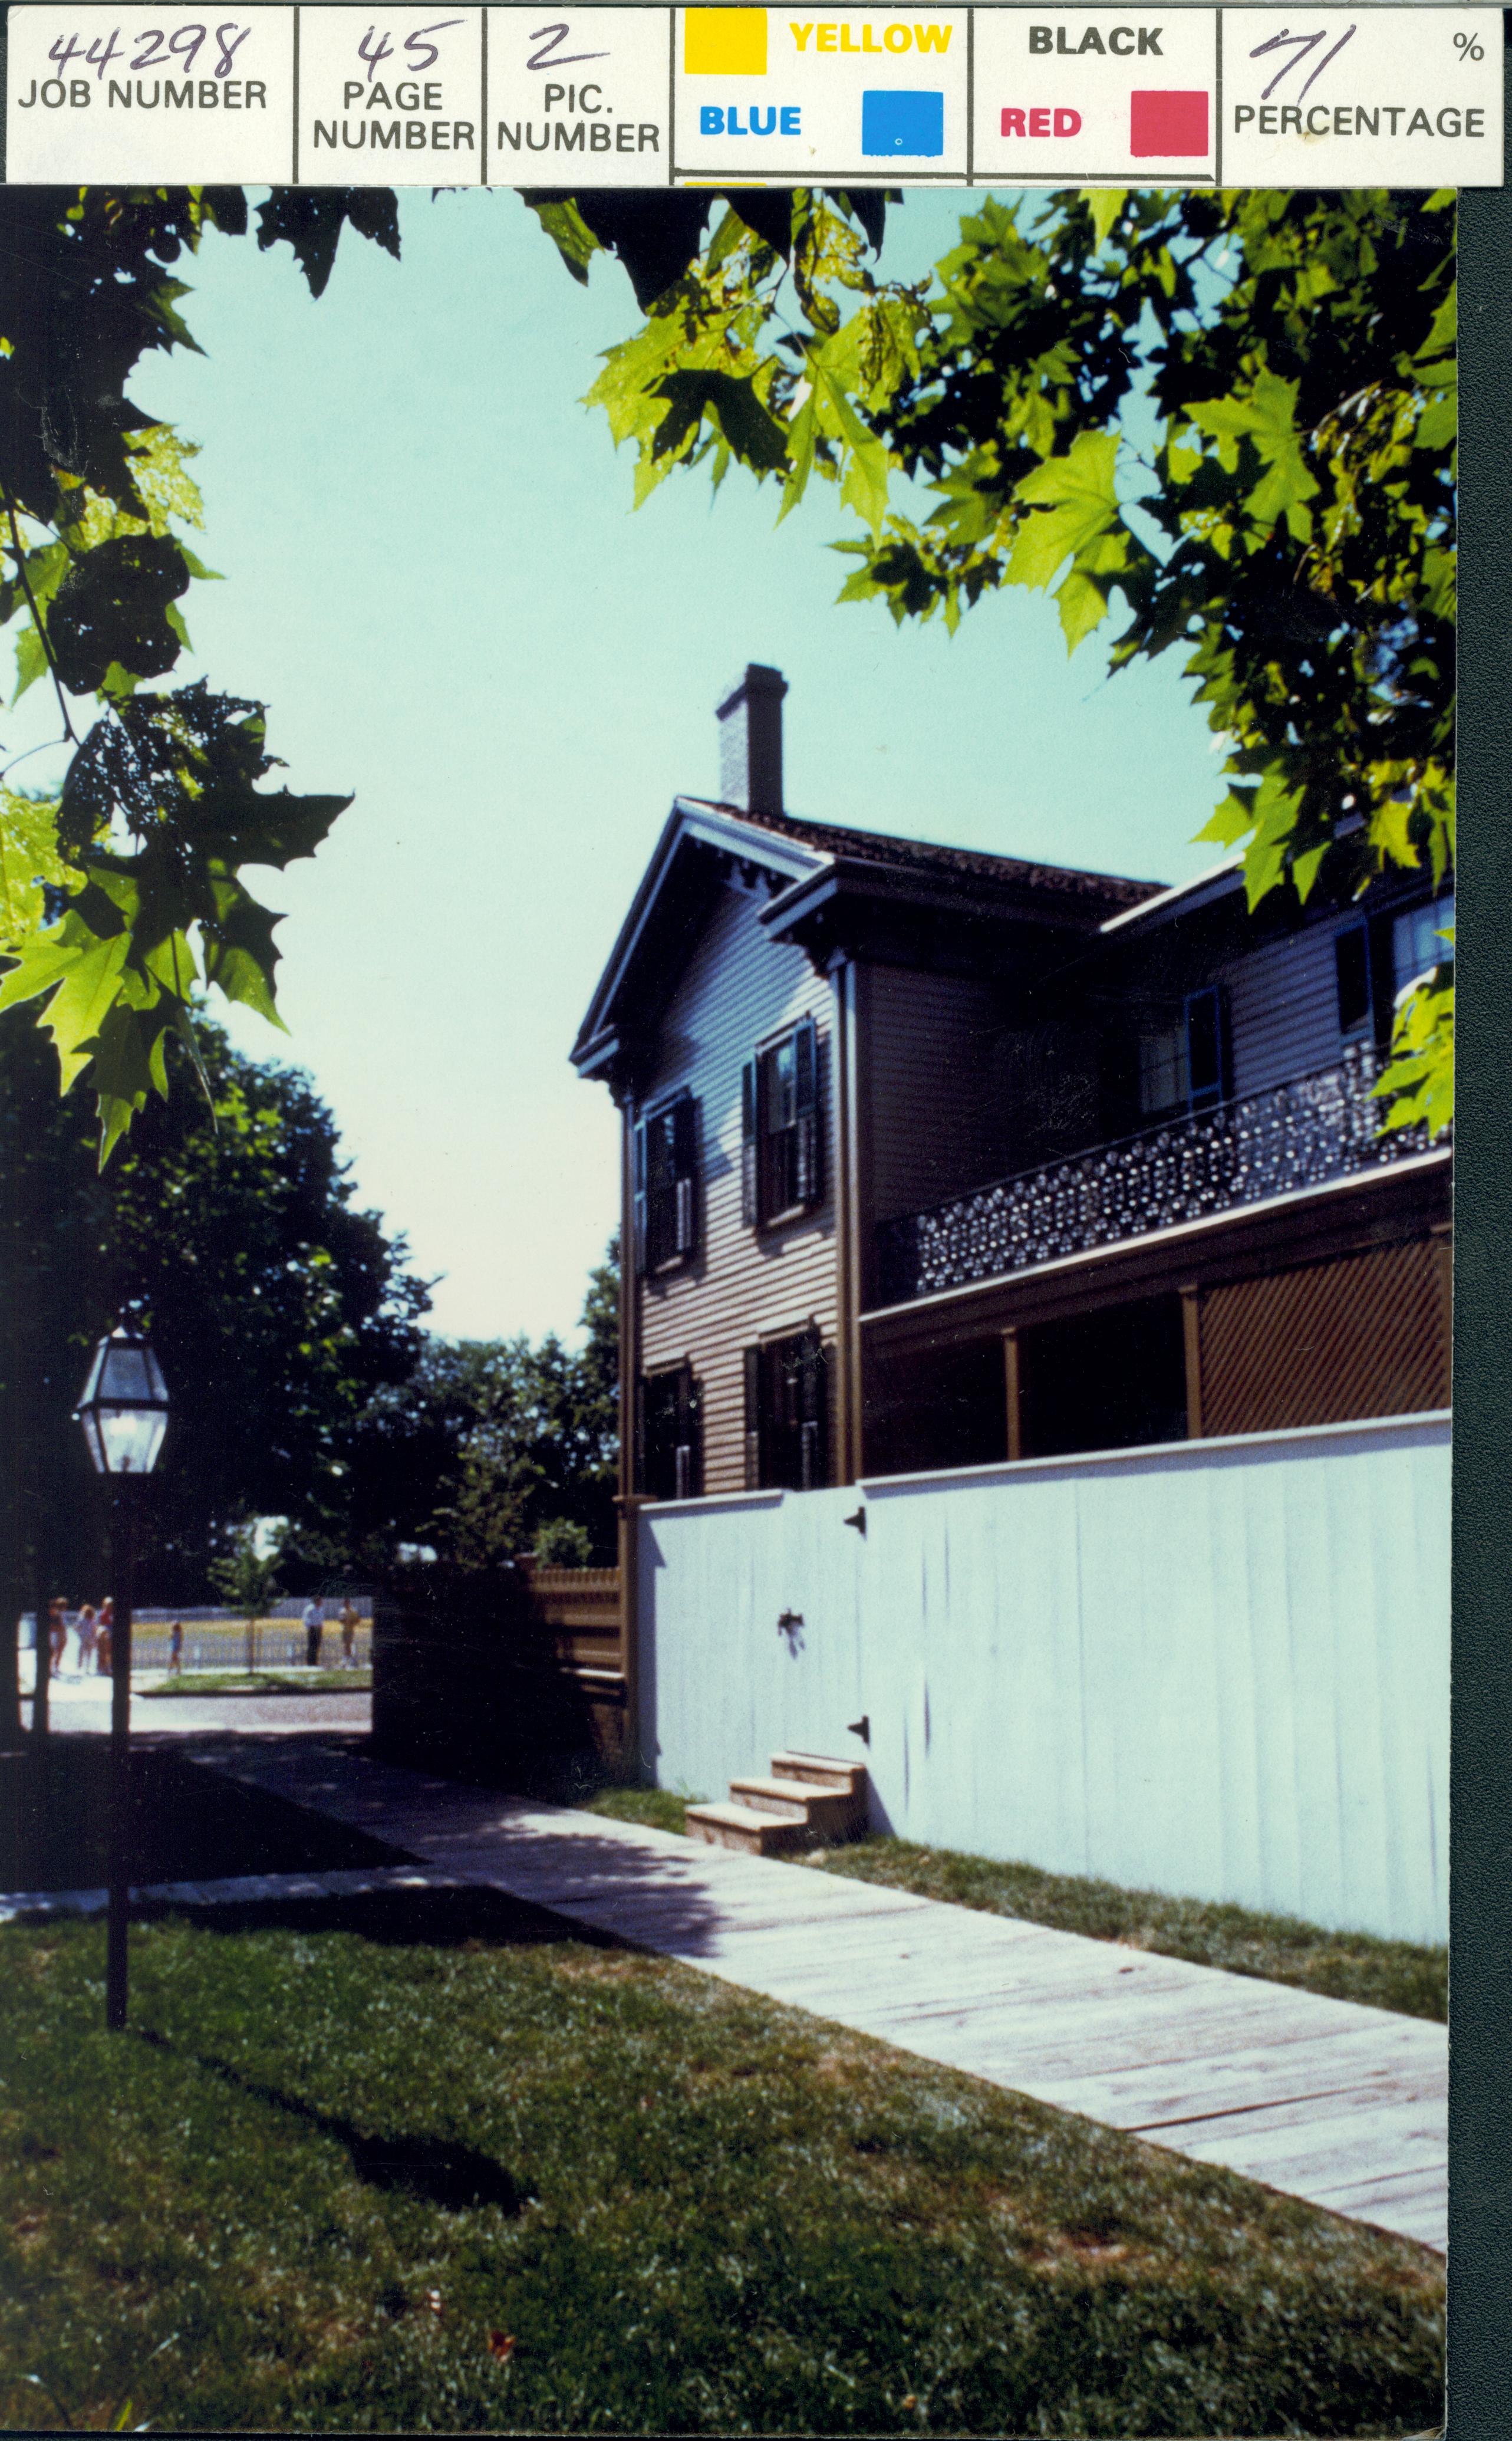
[683,9,768,75]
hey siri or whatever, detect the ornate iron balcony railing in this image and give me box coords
[874,1048,1441,1307]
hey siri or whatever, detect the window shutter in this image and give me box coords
[674,1367,700,1501]
[740,1060,759,1225]
[793,1017,822,1206]
[743,1345,763,1490]
[632,1119,648,1274]
[798,1330,828,1491]
[1184,989,1226,1113]
[673,1097,699,1255]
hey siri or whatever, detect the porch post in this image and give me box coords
[1181,1282,1204,1439]
[830,955,864,1484]
[1003,1327,1023,1462]
[617,1093,644,1772]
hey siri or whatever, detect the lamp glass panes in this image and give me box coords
[75,1327,170,1476]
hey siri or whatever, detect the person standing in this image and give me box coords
[76,1604,98,1676]
[302,1596,325,1669]
[167,1620,184,1676]
[95,1601,113,1678]
[47,1599,67,1680]
[338,1598,359,1669]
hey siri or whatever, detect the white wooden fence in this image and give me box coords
[637,1412,1450,1945]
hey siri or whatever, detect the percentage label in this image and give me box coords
[1453,29,1485,60]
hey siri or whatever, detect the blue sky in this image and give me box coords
[23,189,1230,1342]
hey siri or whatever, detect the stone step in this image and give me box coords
[730,1776,864,1838]
[769,1751,868,1799]
[684,1801,806,1857]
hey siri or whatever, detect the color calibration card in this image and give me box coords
[5,4,1503,186]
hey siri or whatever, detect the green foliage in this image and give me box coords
[206,1520,282,1626]
[336,1240,620,1575]
[0,186,400,1157]
[1374,958,1454,1140]
[532,1518,593,1568]
[0,1011,429,1614]
[554,186,1456,1129]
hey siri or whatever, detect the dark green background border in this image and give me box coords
[0,9,1506,2423]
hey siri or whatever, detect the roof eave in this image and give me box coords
[572,798,826,1067]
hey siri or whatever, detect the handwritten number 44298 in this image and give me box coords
[50,22,252,77]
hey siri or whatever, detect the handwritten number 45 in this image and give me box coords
[358,18,465,79]
[51,22,252,77]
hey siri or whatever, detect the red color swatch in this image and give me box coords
[1129,90,1210,156]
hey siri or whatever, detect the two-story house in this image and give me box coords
[573,663,1450,1502]
[569,667,1450,1946]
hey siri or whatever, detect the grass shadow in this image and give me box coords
[137,2020,529,2214]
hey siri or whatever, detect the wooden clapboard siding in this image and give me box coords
[864,966,1014,1235]
[1220,922,1351,1095]
[636,875,836,1494]
[1200,1239,1451,1437]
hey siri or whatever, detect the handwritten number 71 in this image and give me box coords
[1248,24,1358,102]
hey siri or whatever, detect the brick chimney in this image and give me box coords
[716,663,787,817]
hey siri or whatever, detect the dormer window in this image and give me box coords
[742,1017,822,1225]
[634,1095,699,1274]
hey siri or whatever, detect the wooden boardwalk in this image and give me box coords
[180,1737,1447,2254]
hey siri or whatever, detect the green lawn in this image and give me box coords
[140,1671,371,1699]
[579,1793,1447,2024]
[0,1891,1442,2436]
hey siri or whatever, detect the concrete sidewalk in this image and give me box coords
[173,1737,1446,2254]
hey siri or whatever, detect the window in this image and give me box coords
[1139,1027,1188,1118]
[1184,988,1226,1113]
[1335,923,1373,1041]
[742,1018,822,1225]
[1137,992,1226,1118]
[640,1366,701,1502]
[743,1328,829,1491]
[1392,893,1455,994]
[634,1096,699,1274]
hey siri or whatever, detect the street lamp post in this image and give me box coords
[74,1324,170,2032]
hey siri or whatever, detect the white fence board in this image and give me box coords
[638,1415,1450,1945]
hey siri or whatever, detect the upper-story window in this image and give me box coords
[1138,989,1227,1119]
[1393,893,1455,993]
[634,1094,699,1274]
[742,1017,822,1225]
[1335,922,1373,1043]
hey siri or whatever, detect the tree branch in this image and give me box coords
[0,484,78,745]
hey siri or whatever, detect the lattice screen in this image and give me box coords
[1199,1238,1451,1438]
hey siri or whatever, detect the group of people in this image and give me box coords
[40,1596,115,1677]
[301,1596,364,1669]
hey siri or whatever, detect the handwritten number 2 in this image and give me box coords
[526,19,608,69]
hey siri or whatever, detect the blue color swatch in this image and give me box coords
[861,88,944,156]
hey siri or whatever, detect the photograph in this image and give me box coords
[0,84,1460,2436]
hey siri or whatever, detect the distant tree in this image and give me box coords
[206,1521,282,1672]
[325,1238,621,1574]
[0,1010,429,1666]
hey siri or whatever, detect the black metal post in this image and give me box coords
[106,1490,136,2032]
